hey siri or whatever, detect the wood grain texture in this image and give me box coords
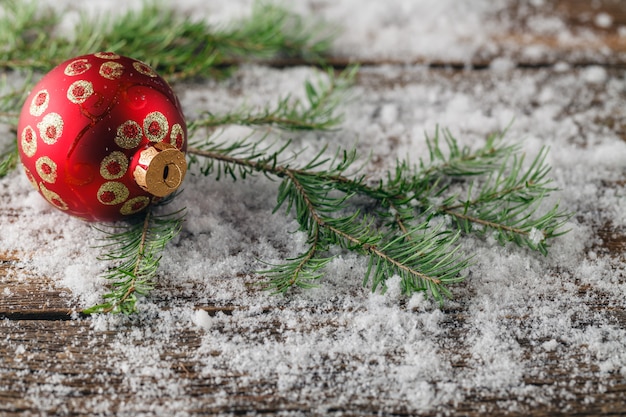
[3,1,626,416]
[3,66,626,416]
[488,0,626,66]
[1,309,625,416]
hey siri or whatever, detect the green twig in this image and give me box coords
[83,205,185,315]
[187,127,569,302]
[0,0,336,80]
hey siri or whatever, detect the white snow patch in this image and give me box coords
[528,227,544,246]
[582,66,608,84]
[594,13,613,29]
[542,339,558,352]
[192,309,213,330]
[490,57,516,73]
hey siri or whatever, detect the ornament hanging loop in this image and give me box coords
[133,142,187,197]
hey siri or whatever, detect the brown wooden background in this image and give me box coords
[2,1,626,416]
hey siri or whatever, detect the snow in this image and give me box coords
[192,308,213,330]
[595,13,613,29]
[2,0,626,415]
[582,65,609,84]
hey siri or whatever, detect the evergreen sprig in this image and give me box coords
[435,144,567,254]
[379,129,570,255]
[83,205,185,314]
[186,127,569,303]
[0,0,334,80]
[188,66,358,134]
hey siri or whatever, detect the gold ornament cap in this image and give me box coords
[133,142,187,197]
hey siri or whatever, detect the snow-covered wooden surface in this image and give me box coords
[2,1,626,416]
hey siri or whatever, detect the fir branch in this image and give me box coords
[188,140,469,302]
[420,135,571,254]
[188,140,361,187]
[0,78,30,123]
[262,250,333,293]
[0,1,60,71]
[358,129,571,254]
[83,205,185,315]
[420,127,514,178]
[279,169,467,300]
[188,66,358,134]
[0,0,335,80]
[188,127,570,302]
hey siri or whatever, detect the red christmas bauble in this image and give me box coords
[17,52,187,222]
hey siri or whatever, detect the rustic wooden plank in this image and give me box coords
[1,276,625,415]
[3,0,626,412]
[503,0,626,66]
[553,0,626,28]
[175,0,626,69]
[471,0,626,66]
[0,251,75,317]
[2,61,626,415]
[1,311,625,417]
